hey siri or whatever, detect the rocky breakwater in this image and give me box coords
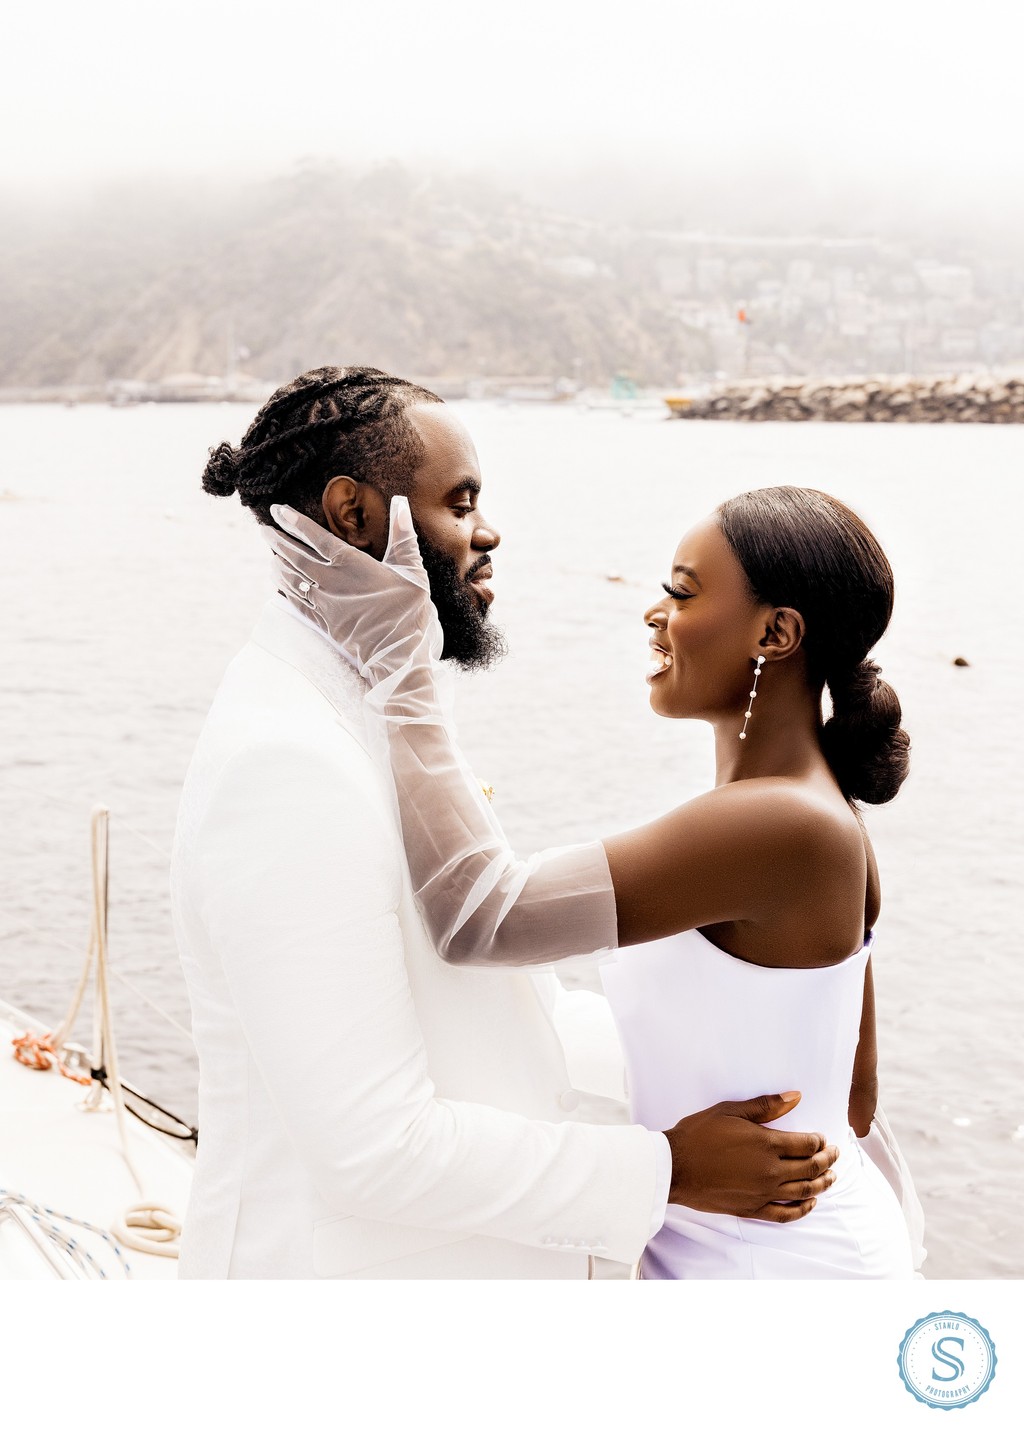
[666,374,1024,422]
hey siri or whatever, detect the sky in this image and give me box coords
[5,1,1024,233]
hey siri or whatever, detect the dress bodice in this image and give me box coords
[600,928,916,1279]
[601,927,871,1142]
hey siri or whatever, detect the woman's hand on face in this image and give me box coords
[266,497,443,683]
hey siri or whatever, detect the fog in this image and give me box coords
[6,0,1023,240]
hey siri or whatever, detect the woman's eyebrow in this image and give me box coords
[673,563,702,586]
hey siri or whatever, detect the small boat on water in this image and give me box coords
[1,808,193,1279]
[663,382,719,418]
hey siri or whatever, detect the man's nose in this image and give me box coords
[473,513,500,551]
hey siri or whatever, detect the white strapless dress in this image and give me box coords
[600,929,915,1280]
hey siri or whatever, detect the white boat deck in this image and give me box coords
[1,999,193,1279]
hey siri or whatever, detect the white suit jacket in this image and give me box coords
[170,598,661,1278]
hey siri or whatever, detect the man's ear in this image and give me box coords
[759,606,806,662]
[321,476,389,557]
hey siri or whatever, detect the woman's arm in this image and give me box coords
[267,500,827,966]
[848,959,878,1138]
[602,780,838,948]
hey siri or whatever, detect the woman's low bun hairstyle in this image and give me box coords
[717,486,910,806]
[821,657,910,805]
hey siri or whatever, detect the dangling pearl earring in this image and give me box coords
[739,656,766,740]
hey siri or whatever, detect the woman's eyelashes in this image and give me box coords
[661,582,693,602]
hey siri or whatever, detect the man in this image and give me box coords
[171,365,837,1278]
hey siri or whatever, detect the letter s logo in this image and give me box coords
[931,1337,965,1383]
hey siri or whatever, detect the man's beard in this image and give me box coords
[417,536,507,671]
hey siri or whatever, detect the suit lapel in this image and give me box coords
[249,597,374,757]
[250,598,559,1027]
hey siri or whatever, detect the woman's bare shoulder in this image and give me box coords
[683,776,860,853]
[690,782,873,966]
[603,773,873,950]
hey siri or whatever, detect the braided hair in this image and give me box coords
[201,366,443,527]
[716,486,911,806]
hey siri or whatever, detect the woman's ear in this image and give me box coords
[759,606,806,661]
[322,476,389,556]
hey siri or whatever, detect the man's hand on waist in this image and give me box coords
[663,1090,839,1223]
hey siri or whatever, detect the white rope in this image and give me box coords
[1,779,172,860]
[0,912,194,1042]
[0,1189,132,1280]
[112,1202,183,1256]
[106,970,194,1044]
[4,795,188,1263]
[85,806,183,1259]
[2,783,190,1042]
[109,815,172,862]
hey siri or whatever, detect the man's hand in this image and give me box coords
[664,1091,838,1223]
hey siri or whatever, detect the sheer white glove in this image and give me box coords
[269,495,441,712]
[266,498,618,967]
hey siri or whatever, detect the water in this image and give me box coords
[1,400,1021,1278]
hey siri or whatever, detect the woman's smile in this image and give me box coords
[646,641,673,683]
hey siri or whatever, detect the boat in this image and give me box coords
[663,380,717,418]
[1,808,193,1279]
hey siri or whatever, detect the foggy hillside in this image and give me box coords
[0,166,696,389]
[4,161,1021,393]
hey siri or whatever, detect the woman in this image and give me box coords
[268,484,917,1279]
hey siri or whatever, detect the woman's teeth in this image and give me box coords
[647,650,673,679]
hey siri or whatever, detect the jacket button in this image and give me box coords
[559,1089,581,1112]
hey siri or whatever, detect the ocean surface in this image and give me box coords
[1,399,1021,1279]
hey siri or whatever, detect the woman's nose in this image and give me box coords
[644,598,667,629]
